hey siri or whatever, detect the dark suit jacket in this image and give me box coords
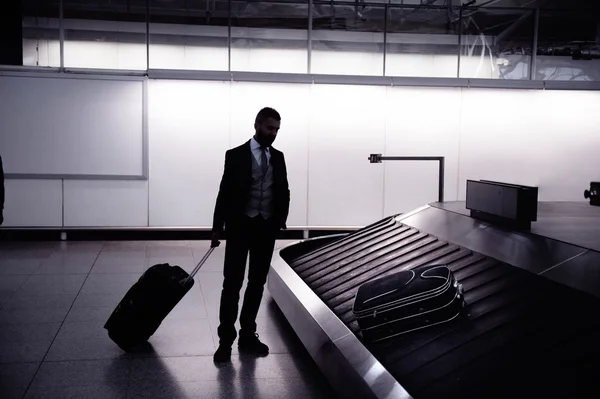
[212,140,290,234]
[0,156,4,212]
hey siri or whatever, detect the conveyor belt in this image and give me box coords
[287,218,600,399]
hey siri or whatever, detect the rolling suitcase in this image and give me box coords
[104,244,218,351]
[352,264,465,343]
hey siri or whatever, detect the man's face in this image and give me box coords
[254,117,280,147]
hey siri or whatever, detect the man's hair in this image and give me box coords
[255,107,281,124]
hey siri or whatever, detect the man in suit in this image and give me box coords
[0,155,4,225]
[211,107,290,362]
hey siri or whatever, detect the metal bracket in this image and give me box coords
[368,154,445,202]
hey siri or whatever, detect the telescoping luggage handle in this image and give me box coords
[183,240,221,286]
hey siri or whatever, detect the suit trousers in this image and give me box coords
[217,214,277,345]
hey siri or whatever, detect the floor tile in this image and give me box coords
[146,247,194,258]
[129,320,216,358]
[4,293,77,310]
[52,241,104,253]
[17,275,87,296]
[163,287,208,321]
[24,384,129,399]
[0,307,69,325]
[193,247,226,273]
[130,356,234,383]
[0,323,62,364]
[0,362,40,397]
[101,241,148,252]
[35,252,98,275]
[64,306,114,324]
[29,358,130,388]
[91,253,147,274]
[1,249,54,261]
[44,319,131,361]
[0,275,31,307]
[0,259,45,275]
[71,292,125,309]
[79,273,140,295]
[0,322,62,345]
[0,342,55,364]
[126,379,237,399]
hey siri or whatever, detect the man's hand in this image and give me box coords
[211,232,221,248]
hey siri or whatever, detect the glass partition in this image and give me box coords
[458,7,534,80]
[13,1,600,84]
[385,5,460,78]
[63,0,147,70]
[22,0,61,68]
[230,1,309,73]
[149,0,229,71]
[536,9,600,81]
[311,1,385,76]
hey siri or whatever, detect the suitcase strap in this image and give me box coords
[183,246,216,286]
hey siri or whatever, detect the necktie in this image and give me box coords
[260,146,268,176]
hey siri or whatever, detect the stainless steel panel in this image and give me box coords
[432,201,600,253]
[5,173,147,181]
[542,250,600,299]
[268,238,412,399]
[400,206,586,275]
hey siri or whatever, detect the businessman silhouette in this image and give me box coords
[211,107,290,362]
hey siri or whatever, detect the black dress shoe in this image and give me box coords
[238,332,269,356]
[213,345,232,362]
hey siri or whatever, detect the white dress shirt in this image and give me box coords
[250,137,271,165]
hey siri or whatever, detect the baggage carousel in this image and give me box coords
[267,201,600,399]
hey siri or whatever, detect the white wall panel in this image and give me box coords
[0,76,143,176]
[384,162,441,216]
[458,89,543,198]
[149,45,229,71]
[311,50,384,76]
[529,90,600,200]
[63,181,148,227]
[117,43,148,71]
[231,48,307,74]
[386,54,458,78]
[457,89,600,201]
[229,82,310,227]
[64,41,118,69]
[384,87,462,215]
[308,84,386,227]
[148,80,231,227]
[2,180,63,227]
[23,39,61,68]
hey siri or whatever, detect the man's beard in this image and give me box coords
[257,133,275,147]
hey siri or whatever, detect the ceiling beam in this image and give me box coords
[495,0,547,43]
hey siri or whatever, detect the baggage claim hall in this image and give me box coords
[1,1,600,398]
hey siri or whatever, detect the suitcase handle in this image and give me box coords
[183,245,218,286]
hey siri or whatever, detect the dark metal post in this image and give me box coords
[438,157,445,202]
[368,155,446,203]
[457,6,463,78]
[308,0,313,74]
[383,4,388,76]
[59,0,64,70]
[530,8,540,80]
[146,0,150,70]
[228,0,232,72]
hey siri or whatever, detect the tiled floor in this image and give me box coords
[0,240,337,399]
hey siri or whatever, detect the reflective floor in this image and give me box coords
[0,239,336,399]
